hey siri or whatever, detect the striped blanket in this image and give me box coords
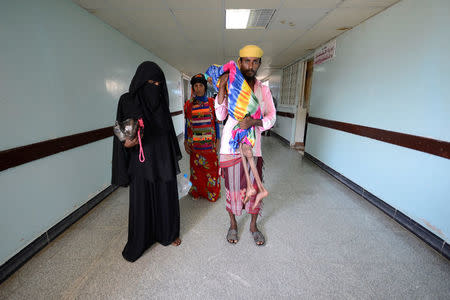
[205,61,262,152]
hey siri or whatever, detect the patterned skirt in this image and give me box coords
[189,150,221,202]
[220,154,264,216]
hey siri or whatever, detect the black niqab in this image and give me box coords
[112,61,182,186]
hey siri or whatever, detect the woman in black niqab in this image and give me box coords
[112,61,182,262]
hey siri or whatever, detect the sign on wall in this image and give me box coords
[314,39,336,65]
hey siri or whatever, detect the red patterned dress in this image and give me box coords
[184,96,221,202]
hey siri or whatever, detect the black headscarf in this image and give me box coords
[190,73,208,91]
[112,62,182,186]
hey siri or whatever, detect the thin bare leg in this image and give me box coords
[227,211,238,244]
[241,143,269,210]
[240,143,256,204]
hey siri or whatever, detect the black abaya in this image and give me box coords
[111,62,182,262]
[122,177,180,262]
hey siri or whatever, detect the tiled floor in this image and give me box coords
[1,136,449,299]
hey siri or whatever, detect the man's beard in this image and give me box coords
[243,72,256,82]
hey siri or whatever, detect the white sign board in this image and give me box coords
[314,39,336,65]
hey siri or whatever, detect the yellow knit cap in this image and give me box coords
[239,45,264,58]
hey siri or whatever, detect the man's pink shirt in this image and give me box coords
[215,79,276,157]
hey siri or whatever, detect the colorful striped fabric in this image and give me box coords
[206,61,262,152]
[191,103,214,151]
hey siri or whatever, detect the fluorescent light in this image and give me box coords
[226,9,250,29]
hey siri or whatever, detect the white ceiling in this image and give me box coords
[73,0,400,78]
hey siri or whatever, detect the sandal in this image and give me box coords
[226,228,238,244]
[251,230,265,246]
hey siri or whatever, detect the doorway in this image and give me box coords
[293,58,314,151]
[182,76,190,103]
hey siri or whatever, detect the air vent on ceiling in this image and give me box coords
[247,9,276,29]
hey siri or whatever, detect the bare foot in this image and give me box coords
[253,188,269,210]
[243,186,256,204]
[172,238,182,246]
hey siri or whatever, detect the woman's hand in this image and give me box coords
[215,139,221,153]
[124,136,138,148]
[184,140,193,155]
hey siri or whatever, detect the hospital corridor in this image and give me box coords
[1,0,449,299]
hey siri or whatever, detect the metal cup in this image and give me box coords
[113,118,139,142]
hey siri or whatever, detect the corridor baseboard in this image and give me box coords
[0,185,118,285]
[271,131,290,146]
[304,152,450,261]
[292,142,305,150]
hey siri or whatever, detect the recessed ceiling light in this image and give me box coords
[226,9,251,29]
[226,9,275,29]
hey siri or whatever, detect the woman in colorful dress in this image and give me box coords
[184,74,221,202]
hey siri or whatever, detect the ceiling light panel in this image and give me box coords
[226,9,250,29]
[226,9,275,29]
